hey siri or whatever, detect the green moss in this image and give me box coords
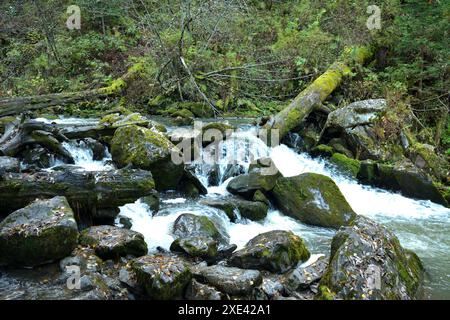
[310,144,334,158]
[330,153,361,177]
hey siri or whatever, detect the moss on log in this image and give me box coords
[264,46,373,140]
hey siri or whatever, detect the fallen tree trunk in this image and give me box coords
[0,168,156,223]
[0,62,147,117]
[0,118,74,162]
[263,46,374,140]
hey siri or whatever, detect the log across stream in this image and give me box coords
[0,117,449,299]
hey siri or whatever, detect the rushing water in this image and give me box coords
[30,118,450,299]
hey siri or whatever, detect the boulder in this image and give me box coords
[330,153,361,178]
[358,160,448,207]
[324,99,390,160]
[229,230,310,273]
[81,138,106,160]
[185,279,224,300]
[140,190,160,212]
[271,173,357,229]
[193,265,262,296]
[227,171,280,199]
[131,254,192,299]
[0,156,20,174]
[200,197,268,222]
[178,166,208,198]
[79,225,148,259]
[172,213,228,246]
[318,216,424,300]
[111,125,184,191]
[282,255,328,293]
[170,236,219,260]
[0,196,78,267]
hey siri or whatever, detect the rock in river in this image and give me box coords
[0,196,78,267]
[229,230,310,273]
[200,196,268,222]
[111,124,184,191]
[79,225,148,259]
[271,173,357,229]
[193,264,262,296]
[318,216,424,300]
[131,254,192,299]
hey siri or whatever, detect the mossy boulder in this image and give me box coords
[310,144,334,158]
[0,196,78,267]
[100,112,166,133]
[202,122,234,137]
[271,173,357,229]
[170,236,218,260]
[317,216,424,300]
[229,230,310,273]
[131,254,192,299]
[330,153,361,178]
[185,279,224,300]
[358,160,448,207]
[79,225,148,260]
[172,213,228,246]
[227,170,281,199]
[111,125,184,190]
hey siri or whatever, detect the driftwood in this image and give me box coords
[0,118,74,162]
[0,168,156,220]
[263,46,374,140]
[0,62,147,117]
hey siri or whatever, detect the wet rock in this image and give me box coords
[271,173,357,229]
[117,215,132,229]
[131,254,192,299]
[221,164,245,182]
[310,144,334,158]
[0,156,20,174]
[185,278,225,300]
[179,166,207,198]
[0,168,156,217]
[19,146,55,170]
[172,213,229,246]
[111,125,184,191]
[79,225,148,260]
[140,190,160,212]
[358,160,448,207]
[229,230,310,273]
[0,196,78,267]
[282,255,328,293]
[170,236,219,260]
[200,196,268,222]
[330,153,361,178]
[82,138,106,161]
[317,216,424,300]
[193,265,262,296]
[323,99,389,160]
[227,170,281,199]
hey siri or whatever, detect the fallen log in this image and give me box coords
[263,46,374,140]
[0,167,156,224]
[0,62,147,117]
[0,118,75,162]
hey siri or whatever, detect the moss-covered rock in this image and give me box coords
[317,216,424,300]
[227,170,281,199]
[172,213,228,246]
[330,153,361,178]
[79,225,148,259]
[131,254,192,299]
[229,230,310,273]
[310,144,334,158]
[358,160,448,207]
[0,196,78,267]
[271,173,357,229]
[111,125,184,190]
[170,236,219,260]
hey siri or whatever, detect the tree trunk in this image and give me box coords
[263,46,374,140]
[0,62,147,117]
